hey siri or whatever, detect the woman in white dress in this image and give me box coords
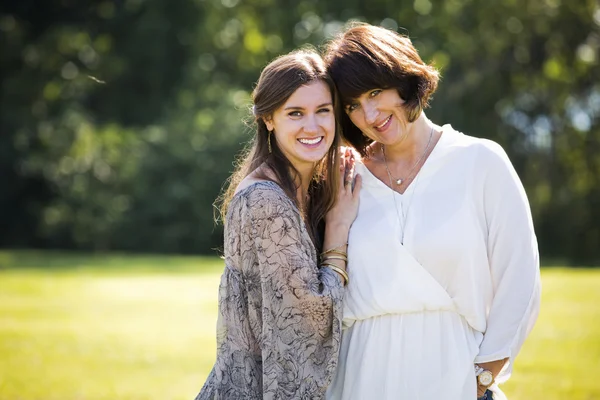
[323,23,541,400]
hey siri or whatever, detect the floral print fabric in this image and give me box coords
[196,181,344,400]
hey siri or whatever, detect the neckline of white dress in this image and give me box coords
[360,124,453,197]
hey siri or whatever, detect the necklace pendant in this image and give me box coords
[395,178,403,185]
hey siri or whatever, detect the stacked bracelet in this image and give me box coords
[320,242,348,257]
[320,242,349,285]
[321,262,349,286]
[322,249,347,257]
[321,254,348,262]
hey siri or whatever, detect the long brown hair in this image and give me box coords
[216,48,341,251]
[324,23,440,156]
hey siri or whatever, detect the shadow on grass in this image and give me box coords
[0,249,225,274]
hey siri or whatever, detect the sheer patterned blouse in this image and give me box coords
[196,181,345,400]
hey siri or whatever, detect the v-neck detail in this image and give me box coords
[360,126,450,196]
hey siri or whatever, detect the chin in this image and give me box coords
[296,145,330,161]
[304,154,328,163]
[378,132,403,145]
[302,149,329,162]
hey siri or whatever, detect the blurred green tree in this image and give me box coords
[1,0,598,262]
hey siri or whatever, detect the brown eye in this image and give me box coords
[346,103,359,113]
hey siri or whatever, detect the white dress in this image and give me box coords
[327,125,541,400]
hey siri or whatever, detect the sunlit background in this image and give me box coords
[1,0,599,399]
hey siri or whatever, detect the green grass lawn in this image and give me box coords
[0,250,598,400]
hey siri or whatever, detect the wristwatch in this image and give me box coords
[474,365,494,387]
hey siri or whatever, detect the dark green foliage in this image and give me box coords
[1,0,598,262]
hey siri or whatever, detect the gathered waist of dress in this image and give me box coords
[342,297,458,324]
[345,305,453,319]
[343,310,482,356]
[341,307,482,337]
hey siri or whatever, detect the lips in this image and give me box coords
[298,137,324,145]
[374,115,392,132]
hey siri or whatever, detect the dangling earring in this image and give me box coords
[268,130,273,153]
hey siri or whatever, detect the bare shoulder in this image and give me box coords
[234,166,278,195]
[233,174,287,208]
[234,176,270,195]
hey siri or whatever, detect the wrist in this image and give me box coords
[474,365,494,388]
[476,357,508,379]
[325,220,351,231]
[324,222,351,240]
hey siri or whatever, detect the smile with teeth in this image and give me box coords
[298,137,323,145]
[376,115,392,129]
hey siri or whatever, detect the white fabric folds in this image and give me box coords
[327,125,540,400]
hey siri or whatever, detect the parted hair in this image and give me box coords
[324,23,440,156]
[216,48,341,251]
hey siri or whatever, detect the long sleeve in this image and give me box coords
[196,182,344,400]
[474,141,541,382]
[246,185,345,399]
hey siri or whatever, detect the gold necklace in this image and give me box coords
[382,127,434,186]
[382,127,435,245]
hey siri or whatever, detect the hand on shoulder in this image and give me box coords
[339,145,363,163]
[326,148,362,230]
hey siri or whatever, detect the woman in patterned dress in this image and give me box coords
[195,48,362,399]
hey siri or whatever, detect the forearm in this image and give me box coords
[477,358,508,379]
[322,222,350,269]
[476,357,509,397]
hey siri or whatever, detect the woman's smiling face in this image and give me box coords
[265,80,336,171]
[345,88,408,146]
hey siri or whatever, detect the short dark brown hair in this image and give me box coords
[324,23,440,156]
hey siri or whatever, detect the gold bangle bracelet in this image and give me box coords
[321,255,348,262]
[320,249,348,259]
[321,263,349,286]
[328,266,349,286]
[321,242,348,256]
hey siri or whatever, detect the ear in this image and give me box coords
[263,117,274,132]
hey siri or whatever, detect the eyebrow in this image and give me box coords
[284,103,333,110]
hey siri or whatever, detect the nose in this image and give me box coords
[304,114,318,134]
[363,101,379,125]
